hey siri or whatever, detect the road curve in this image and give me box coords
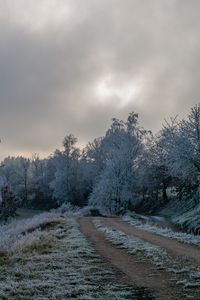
[79,217,185,300]
[103,217,200,264]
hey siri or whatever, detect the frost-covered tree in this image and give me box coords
[1,104,200,214]
[89,113,146,214]
[29,155,56,209]
[0,165,21,221]
[159,104,200,202]
[85,137,104,176]
[1,156,30,204]
[51,134,82,206]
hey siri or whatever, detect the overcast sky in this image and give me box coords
[0,0,200,159]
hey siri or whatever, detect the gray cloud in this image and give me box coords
[0,0,200,159]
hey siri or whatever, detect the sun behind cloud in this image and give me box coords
[96,75,141,108]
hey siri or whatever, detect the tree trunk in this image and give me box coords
[162,181,168,203]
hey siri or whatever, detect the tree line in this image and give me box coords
[1,104,200,215]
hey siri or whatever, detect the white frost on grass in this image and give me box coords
[94,219,169,266]
[94,218,200,292]
[161,198,200,234]
[123,214,200,247]
[0,212,63,253]
[0,214,152,299]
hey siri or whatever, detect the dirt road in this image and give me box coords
[79,217,192,300]
[103,217,200,264]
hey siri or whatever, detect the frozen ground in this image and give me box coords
[1,208,200,299]
[94,218,200,297]
[123,213,200,246]
[0,212,153,299]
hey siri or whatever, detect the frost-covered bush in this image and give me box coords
[78,206,102,216]
[55,203,80,214]
[55,204,102,217]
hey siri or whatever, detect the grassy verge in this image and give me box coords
[0,213,154,299]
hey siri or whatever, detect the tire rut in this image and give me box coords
[79,217,184,300]
[103,217,200,264]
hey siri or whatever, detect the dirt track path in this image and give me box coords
[79,217,184,300]
[103,217,200,264]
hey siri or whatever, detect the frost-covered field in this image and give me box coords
[94,219,200,295]
[0,212,152,299]
[123,213,200,246]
